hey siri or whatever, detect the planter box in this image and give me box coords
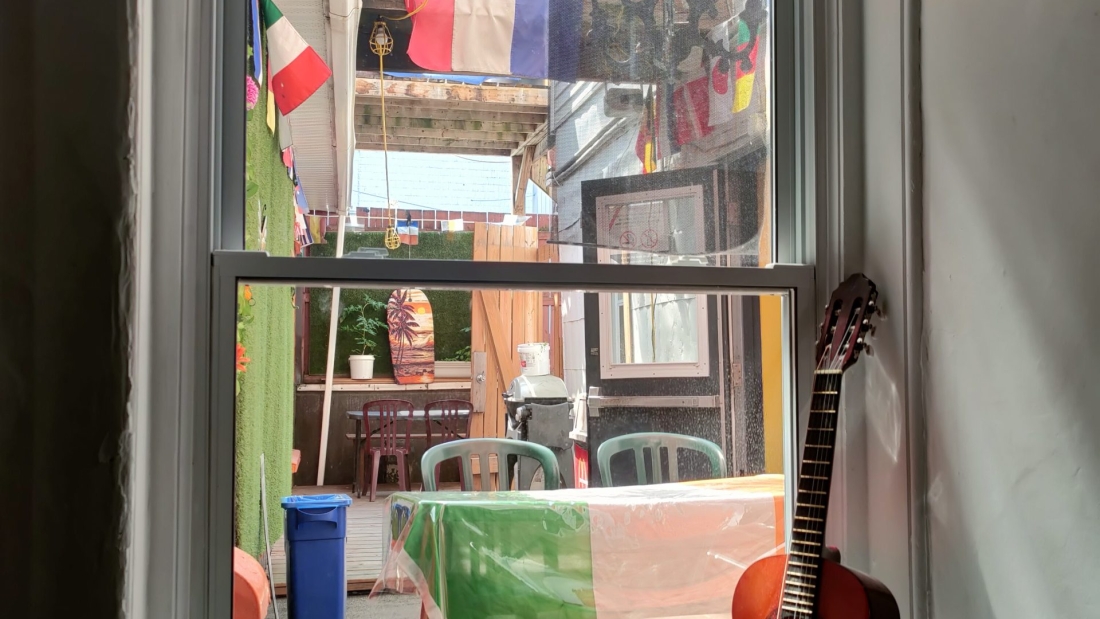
[434,361,471,380]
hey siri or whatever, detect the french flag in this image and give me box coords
[404,0,552,78]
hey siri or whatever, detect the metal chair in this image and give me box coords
[596,432,725,487]
[420,438,562,491]
[362,399,415,502]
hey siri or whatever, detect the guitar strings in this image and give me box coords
[780,311,856,618]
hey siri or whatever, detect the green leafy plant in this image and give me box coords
[339,297,388,356]
[441,326,472,362]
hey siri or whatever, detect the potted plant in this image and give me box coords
[435,327,472,379]
[339,297,388,380]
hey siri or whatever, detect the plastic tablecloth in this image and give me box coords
[371,475,785,619]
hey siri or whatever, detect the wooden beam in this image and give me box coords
[512,144,535,215]
[357,125,530,144]
[355,142,513,157]
[355,78,548,107]
[357,114,542,134]
[356,134,520,152]
[358,96,547,117]
[360,0,404,10]
[357,103,546,125]
[510,121,548,157]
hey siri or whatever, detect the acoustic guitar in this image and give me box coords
[731,274,899,619]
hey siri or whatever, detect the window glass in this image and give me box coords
[236,281,792,618]
[248,0,773,268]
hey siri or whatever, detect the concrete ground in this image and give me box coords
[266,592,422,619]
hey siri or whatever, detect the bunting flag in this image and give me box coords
[307,214,327,244]
[707,20,735,128]
[635,86,658,174]
[266,76,276,134]
[732,16,762,113]
[443,218,463,240]
[404,0,549,78]
[249,0,264,84]
[277,108,293,151]
[263,0,332,115]
[672,71,714,147]
[293,178,309,214]
[397,219,419,246]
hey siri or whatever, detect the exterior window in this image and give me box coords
[595,187,712,378]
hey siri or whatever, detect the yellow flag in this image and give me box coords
[266,82,276,134]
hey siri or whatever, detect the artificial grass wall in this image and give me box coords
[235,83,296,558]
[308,231,473,376]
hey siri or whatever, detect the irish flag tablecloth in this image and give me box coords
[372,475,785,619]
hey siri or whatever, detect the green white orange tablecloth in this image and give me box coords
[371,475,785,619]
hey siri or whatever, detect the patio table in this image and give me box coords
[346,408,470,497]
[371,475,785,619]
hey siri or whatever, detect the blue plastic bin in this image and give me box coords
[280,494,352,619]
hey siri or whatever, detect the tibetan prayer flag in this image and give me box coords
[404,0,549,78]
[263,0,332,115]
[397,220,419,246]
[733,16,762,113]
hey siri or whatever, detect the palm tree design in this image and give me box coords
[387,289,421,369]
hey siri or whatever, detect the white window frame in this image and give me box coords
[133,0,851,617]
[593,187,712,379]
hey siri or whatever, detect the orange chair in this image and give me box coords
[232,547,271,619]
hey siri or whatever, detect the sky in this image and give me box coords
[351,150,553,216]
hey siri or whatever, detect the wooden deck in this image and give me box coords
[268,484,392,595]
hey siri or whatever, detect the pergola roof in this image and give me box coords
[354,74,548,157]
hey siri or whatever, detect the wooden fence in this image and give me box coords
[468,224,567,436]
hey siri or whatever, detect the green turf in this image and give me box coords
[308,231,474,376]
[235,82,296,558]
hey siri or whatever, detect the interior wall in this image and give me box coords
[922,1,1100,617]
[1,0,134,615]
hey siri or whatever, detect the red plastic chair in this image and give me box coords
[424,399,473,487]
[362,399,415,502]
[424,399,472,447]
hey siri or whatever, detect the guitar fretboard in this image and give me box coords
[779,370,843,618]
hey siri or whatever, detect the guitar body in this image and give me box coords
[731,554,900,619]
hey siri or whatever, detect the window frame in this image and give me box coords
[592,184,714,379]
[142,0,824,616]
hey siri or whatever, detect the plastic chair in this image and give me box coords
[423,399,472,446]
[420,438,562,491]
[597,432,725,486]
[362,399,415,502]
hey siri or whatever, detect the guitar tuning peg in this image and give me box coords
[864,343,875,357]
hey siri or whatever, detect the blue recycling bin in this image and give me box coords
[280,494,352,619]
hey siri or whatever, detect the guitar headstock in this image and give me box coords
[816,274,879,371]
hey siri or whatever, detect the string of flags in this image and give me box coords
[247,0,332,256]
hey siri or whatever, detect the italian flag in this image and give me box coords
[263,0,331,115]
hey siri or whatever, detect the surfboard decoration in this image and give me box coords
[387,289,435,384]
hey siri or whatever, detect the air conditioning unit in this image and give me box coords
[603,85,644,117]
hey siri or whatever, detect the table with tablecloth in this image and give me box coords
[371,475,786,619]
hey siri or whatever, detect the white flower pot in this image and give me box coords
[434,361,471,379]
[348,355,376,380]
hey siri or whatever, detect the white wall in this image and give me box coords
[922,1,1100,617]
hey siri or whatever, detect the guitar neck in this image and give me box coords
[780,370,844,615]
